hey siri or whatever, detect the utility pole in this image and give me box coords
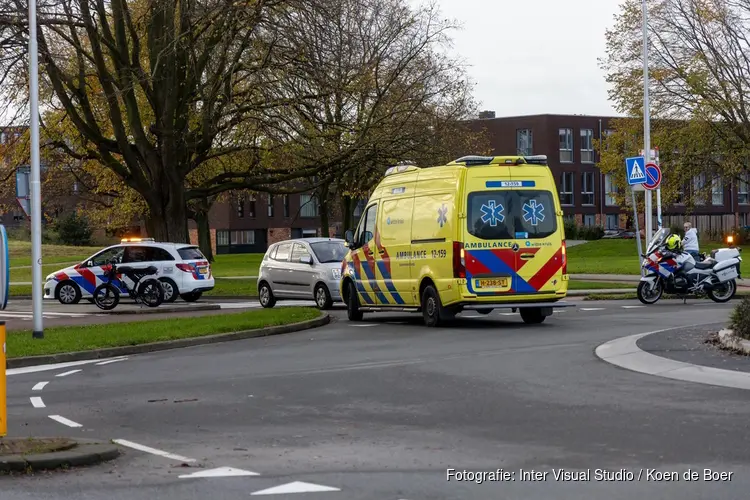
[29,0,43,338]
[642,0,653,242]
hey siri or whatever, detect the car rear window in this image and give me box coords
[467,190,557,240]
[178,247,206,260]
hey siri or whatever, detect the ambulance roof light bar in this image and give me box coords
[384,163,420,176]
[450,155,548,166]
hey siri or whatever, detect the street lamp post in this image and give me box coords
[29,0,43,338]
[642,0,653,242]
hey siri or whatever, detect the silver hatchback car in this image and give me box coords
[257,237,348,309]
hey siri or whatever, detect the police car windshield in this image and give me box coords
[467,190,557,240]
[310,241,347,263]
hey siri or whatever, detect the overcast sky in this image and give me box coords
[429,0,626,118]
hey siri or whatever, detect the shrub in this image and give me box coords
[54,213,93,246]
[563,220,578,240]
[730,297,750,341]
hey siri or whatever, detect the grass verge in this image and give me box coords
[0,438,76,455]
[568,281,634,290]
[568,239,747,275]
[7,307,320,358]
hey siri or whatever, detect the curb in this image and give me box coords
[0,438,120,473]
[568,289,635,296]
[6,313,331,368]
[718,329,750,354]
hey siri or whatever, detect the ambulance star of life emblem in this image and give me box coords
[437,204,448,227]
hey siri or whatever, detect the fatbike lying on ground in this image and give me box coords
[636,228,742,305]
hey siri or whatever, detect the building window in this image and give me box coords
[230,230,255,245]
[674,184,686,204]
[267,195,274,217]
[559,128,573,163]
[581,172,595,205]
[692,174,706,205]
[560,172,574,205]
[283,195,290,217]
[302,228,317,237]
[606,214,618,229]
[584,214,596,226]
[712,177,724,205]
[237,196,244,218]
[516,129,532,156]
[604,174,617,206]
[248,195,256,217]
[739,174,750,204]
[300,194,319,218]
[580,129,594,163]
[603,129,614,151]
[742,212,750,227]
[217,230,229,246]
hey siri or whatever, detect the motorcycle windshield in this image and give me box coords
[646,228,671,255]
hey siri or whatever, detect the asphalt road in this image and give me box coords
[4,298,750,499]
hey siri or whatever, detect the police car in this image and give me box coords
[44,238,215,304]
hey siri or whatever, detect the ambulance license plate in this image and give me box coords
[476,278,508,288]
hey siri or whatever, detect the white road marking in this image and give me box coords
[48,415,82,428]
[30,397,45,408]
[56,369,82,377]
[179,467,260,478]
[352,324,377,327]
[112,439,196,463]
[580,308,605,311]
[32,381,49,391]
[251,481,341,495]
[0,311,89,318]
[7,358,113,376]
[622,305,644,309]
[96,358,128,365]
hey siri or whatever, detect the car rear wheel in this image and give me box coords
[55,281,81,305]
[314,284,333,310]
[159,278,179,303]
[258,282,276,308]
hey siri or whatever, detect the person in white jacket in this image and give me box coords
[683,222,700,260]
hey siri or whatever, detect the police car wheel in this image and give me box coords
[55,281,81,305]
[159,278,179,303]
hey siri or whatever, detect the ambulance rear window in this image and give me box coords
[467,190,557,240]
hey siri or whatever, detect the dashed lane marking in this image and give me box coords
[96,358,128,365]
[179,467,260,478]
[48,415,82,428]
[32,381,48,391]
[112,439,197,463]
[56,369,82,377]
[30,397,45,408]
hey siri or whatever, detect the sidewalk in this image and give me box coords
[571,273,750,288]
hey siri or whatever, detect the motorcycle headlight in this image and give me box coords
[331,268,341,280]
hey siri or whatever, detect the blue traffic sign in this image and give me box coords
[643,163,662,190]
[625,156,646,185]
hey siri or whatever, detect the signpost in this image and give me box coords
[626,156,647,275]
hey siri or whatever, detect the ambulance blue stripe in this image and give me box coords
[465,250,537,295]
[375,261,404,304]
[350,263,374,304]
[359,259,387,303]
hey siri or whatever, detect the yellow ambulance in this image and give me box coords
[339,154,574,327]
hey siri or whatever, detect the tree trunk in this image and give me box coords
[341,195,353,232]
[318,185,330,238]
[143,184,189,243]
[194,210,214,262]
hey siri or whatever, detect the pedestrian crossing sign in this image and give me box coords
[625,156,646,185]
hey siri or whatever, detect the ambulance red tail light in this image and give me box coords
[561,240,567,274]
[453,241,466,278]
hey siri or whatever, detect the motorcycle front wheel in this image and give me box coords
[637,280,663,305]
[708,279,736,303]
[93,283,120,310]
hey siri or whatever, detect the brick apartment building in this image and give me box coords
[467,112,744,234]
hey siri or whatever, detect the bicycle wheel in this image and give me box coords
[139,278,164,307]
[93,283,120,310]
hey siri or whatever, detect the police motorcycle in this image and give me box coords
[637,228,742,305]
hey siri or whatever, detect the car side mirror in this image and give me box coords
[344,230,354,245]
[300,255,313,265]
